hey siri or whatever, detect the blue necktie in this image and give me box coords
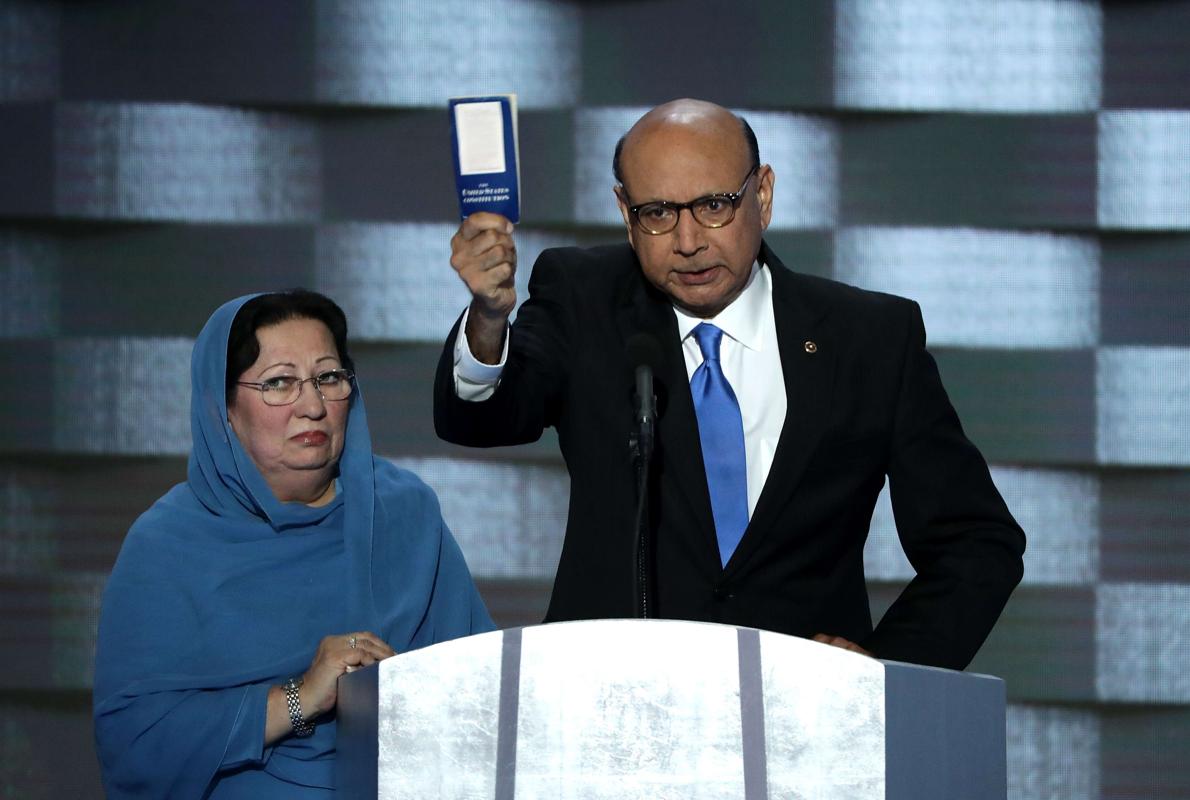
[690,323,749,567]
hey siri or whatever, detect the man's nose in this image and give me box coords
[671,207,707,256]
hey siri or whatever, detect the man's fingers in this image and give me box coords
[451,233,517,278]
[454,227,513,260]
[459,257,516,314]
[475,242,516,272]
[811,633,873,657]
[469,226,516,253]
[450,215,518,322]
[459,212,514,240]
[475,262,515,290]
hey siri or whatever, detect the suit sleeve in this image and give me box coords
[862,301,1025,670]
[434,248,574,447]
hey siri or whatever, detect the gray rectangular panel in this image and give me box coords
[580,0,833,108]
[885,662,1005,800]
[0,228,60,337]
[51,337,192,456]
[1098,111,1190,231]
[1007,704,1101,800]
[54,103,322,223]
[0,106,54,215]
[966,586,1097,703]
[1101,234,1190,346]
[841,115,1097,229]
[835,227,1099,349]
[56,225,317,337]
[1096,346,1190,467]
[1104,3,1190,109]
[337,663,379,799]
[60,1,315,104]
[1100,707,1190,800]
[835,0,1101,112]
[0,694,101,796]
[934,348,1096,465]
[1100,469,1190,583]
[387,456,566,581]
[0,1,59,102]
[315,0,580,108]
[1096,583,1190,703]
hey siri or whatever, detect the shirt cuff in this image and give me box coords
[453,307,508,402]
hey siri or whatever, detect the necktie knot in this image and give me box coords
[692,323,724,364]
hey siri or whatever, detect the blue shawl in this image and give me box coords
[93,295,494,798]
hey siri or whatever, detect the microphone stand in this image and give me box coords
[629,367,656,619]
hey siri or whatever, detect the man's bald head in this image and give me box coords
[610,98,775,319]
[612,99,760,188]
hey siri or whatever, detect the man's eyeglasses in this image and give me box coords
[625,166,758,235]
[236,369,355,407]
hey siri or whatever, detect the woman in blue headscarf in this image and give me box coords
[94,290,494,798]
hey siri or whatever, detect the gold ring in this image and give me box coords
[348,636,357,650]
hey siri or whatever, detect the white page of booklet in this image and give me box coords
[454,101,507,175]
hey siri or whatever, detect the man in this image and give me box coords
[435,99,1024,670]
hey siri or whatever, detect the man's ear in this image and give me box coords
[614,185,637,247]
[756,164,775,232]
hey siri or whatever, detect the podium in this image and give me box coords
[337,619,1005,799]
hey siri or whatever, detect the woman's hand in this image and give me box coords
[265,631,397,744]
[300,631,396,718]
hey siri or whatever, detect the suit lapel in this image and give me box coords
[615,258,720,562]
[724,244,836,577]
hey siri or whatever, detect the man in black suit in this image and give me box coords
[435,98,1024,670]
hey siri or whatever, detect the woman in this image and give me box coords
[94,290,494,797]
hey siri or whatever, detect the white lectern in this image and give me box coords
[337,619,1005,799]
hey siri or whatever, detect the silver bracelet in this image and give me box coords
[282,676,315,737]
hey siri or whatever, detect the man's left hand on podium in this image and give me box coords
[812,633,874,657]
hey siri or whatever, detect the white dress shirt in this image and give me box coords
[453,262,788,518]
[674,263,786,517]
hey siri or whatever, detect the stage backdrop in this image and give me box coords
[1,1,1187,797]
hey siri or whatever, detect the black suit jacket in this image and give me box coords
[435,242,1025,670]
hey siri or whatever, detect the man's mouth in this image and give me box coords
[674,265,722,286]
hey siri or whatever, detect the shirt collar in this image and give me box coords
[673,261,769,352]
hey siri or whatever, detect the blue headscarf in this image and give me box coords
[94,294,494,798]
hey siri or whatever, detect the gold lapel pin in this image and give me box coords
[804,340,818,354]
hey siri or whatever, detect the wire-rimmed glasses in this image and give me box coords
[236,369,355,406]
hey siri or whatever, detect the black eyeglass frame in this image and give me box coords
[236,369,356,407]
[624,165,759,235]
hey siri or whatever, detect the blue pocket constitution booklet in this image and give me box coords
[449,94,520,223]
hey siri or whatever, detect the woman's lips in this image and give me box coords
[292,430,329,446]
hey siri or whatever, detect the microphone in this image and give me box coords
[626,334,663,619]
[626,334,663,462]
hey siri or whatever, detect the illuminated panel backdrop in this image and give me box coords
[1,1,1188,796]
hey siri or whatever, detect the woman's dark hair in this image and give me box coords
[225,289,354,407]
